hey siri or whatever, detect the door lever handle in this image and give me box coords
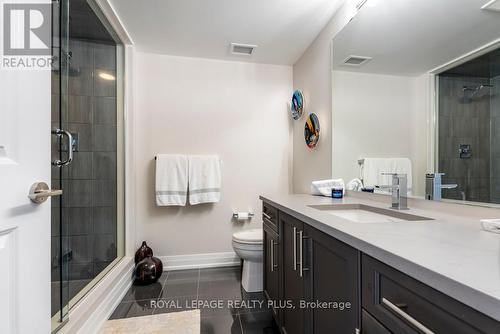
[29,182,63,204]
[52,128,73,167]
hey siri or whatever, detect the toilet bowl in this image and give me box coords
[232,228,263,292]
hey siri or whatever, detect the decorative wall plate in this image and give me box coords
[291,90,305,120]
[304,113,320,149]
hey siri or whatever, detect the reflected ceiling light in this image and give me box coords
[357,0,378,10]
[99,72,115,80]
[482,0,500,12]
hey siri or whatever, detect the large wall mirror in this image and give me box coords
[331,0,500,205]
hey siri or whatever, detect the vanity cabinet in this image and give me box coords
[304,224,359,334]
[362,255,500,334]
[261,201,500,334]
[276,211,359,334]
[280,212,306,334]
[263,219,280,321]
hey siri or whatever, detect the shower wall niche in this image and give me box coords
[438,47,500,204]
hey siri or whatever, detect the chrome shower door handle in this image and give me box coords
[52,128,73,167]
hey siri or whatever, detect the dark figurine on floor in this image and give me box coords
[134,241,163,285]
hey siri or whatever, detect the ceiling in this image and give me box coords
[70,0,114,43]
[332,0,500,76]
[109,0,345,65]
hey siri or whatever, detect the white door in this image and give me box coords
[0,0,53,332]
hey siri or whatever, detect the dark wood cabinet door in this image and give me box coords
[362,310,392,334]
[304,225,359,334]
[263,221,280,321]
[281,213,305,334]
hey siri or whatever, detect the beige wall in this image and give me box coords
[332,70,428,196]
[133,52,293,256]
[292,2,356,193]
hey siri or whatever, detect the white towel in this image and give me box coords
[347,178,364,191]
[362,158,412,192]
[311,179,345,197]
[188,155,221,205]
[155,154,188,206]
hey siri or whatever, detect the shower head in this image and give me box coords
[460,84,494,103]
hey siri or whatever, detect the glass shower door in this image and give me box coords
[51,0,70,331]
[51,0,125,331]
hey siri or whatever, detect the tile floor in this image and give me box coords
[109,266,279,334]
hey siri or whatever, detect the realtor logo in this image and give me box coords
[3,3,51,56]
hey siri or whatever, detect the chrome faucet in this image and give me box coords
[425,173,458,201]
[376,173,408,210]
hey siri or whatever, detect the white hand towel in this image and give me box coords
[188,155,221,205]
[311,179,345,197]
[155,154,188,206]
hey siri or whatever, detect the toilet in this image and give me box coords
[232,228,263,292]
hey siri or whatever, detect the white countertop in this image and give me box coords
[260,192,500,321]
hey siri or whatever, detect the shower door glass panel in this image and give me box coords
[51,0,70,330]
[437,47,500,204]
[51,0,125,330]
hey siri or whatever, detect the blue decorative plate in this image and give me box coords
[304,113,320,149]
[291,90,304,120]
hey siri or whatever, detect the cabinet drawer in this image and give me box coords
[362,255,500,334]
[362,309,392,334]
[262,202,279,233]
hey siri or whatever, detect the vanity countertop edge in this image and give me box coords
[259,192,500,322]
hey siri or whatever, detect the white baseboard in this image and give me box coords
[59,257,134,334]
[158,252,241,271]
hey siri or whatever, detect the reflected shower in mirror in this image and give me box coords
[437,47,500,203]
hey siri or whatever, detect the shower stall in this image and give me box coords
[437,47,500,204]
[51,0,125,331]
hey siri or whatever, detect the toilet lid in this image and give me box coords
[232,229,263,244]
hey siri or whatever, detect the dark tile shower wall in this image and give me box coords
[438,76,491,202]
[51,38,117,295]
[491,76,500,203]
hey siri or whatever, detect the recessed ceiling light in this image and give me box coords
[230,43,257,56]
[482,0,500,12]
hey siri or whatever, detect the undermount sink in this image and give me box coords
[308,204,433,223]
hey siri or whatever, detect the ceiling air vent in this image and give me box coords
[482,0,500,12]
[342,55,372,67]
[230,43,257,56]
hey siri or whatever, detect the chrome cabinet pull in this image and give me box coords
[382,298,435,334]
[293,227,297,271]
[298,230,303,277]
[52,128,73,167]
[28,182,63,204]
[263,212,272,220]
[270,239,274,272]
[273,240,278,269]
